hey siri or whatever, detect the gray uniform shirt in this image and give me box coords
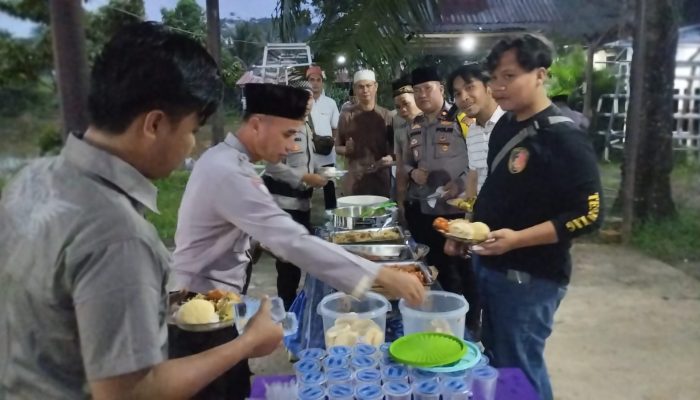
[263,121,315,211]
[0,134,170,399]
[171,133,380,296]
[405,103,469,215]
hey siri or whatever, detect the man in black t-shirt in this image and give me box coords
[445,35,603,400]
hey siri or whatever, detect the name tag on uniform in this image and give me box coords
[440,120,452,127]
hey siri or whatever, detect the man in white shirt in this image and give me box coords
[448,64,505,197]
[307,65,340,209]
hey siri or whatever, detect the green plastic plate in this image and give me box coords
[389,333,467,367]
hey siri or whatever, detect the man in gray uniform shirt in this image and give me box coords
[0,22,284,400]
[170,83,425,397]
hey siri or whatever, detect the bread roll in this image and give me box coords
[448,219,473,239]
[470,222,490,242]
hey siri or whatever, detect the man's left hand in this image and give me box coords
[472,229,521,256]
[380,155,394,166]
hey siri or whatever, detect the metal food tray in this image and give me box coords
[376,260,435,286]
[329,226,405,244]
[341,244,413,261]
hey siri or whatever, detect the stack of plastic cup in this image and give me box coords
[351,355,379,370]
[355,383,384,400]
[355,367,382,386]
[293,359,321,382]
[381,364,409,384]
[472,366,499,400]
[297,385,326,400]
[299,371,327,389]
[327,383,355,400]
[379,342,394,364]
[326,368,353,386]
[383,380,412,400]
[410,368,439,383]
[354,343,380,359]
[298,348,326,362]
[327,345,352,359]
[412,378,441,400]
[323,355,350,371]
[441,377,471,400]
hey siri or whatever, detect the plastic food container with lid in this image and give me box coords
[383,380,412,400]
[327,383,354,400]
[399,290,469,340]
[318,292,391,348]
[355,383,384,400]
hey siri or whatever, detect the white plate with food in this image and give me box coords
[337,195,389,207]
[168,289,242,332]
[319,166,348,179]
[432,217,490,245]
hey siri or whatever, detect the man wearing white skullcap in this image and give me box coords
[336,69,394,196]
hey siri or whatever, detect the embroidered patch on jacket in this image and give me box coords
[508,147,530,174]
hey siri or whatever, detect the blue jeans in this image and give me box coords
[474,256,567,400]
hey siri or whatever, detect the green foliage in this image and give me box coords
[323,84,349,108]
[36,123,63,155]
[632,207,700,264]
[222,20,266,68]
[86,0,145,62]
[161,0,205,41]
[274,0,312,42]
[220,50,244,87]
[146,170,191,244]
[548,45,617,110]
[0,0,49,24]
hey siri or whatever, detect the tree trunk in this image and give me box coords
[620,0,678,241]
[49,0,89,141]
[206,0,225,145]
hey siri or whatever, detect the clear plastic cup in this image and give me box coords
[355,383,384,400]
[327,345,352,359]
[412,378,441,400]
[327,383,354,400]
[355,367,382,386]
[381,364,409,384]
[298,348,326,362]
[379,342,392,355]
[441,377,471,400]
[472,366,499,400]
[441,368,474,390]
[380,357,399,371]
[297,385,326,400]
[293,359,321,381]
[298,370,327,388]
[354,342,380,359]
[383,380,412,400]
[326,368,353,386]
[410,368,438,383]
[323,355,350,371]
[351,354,379,370]
[476,354,490,368]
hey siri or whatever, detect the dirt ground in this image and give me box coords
[246,242,700,400]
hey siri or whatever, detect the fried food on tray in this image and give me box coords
[332,228,401,244]
[381,264,427,284]
[176,289,242,325]
[447,197,476,212]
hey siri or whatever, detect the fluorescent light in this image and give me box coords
[337,55,347,65]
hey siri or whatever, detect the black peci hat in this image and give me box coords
[244,83,310,120]
[411,66,441,86]
[392,74,414,97]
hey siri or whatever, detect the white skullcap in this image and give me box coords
[353,69,376,83]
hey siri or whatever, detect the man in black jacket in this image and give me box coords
[446,35,603,400]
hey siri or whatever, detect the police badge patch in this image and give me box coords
[508,147,530,174]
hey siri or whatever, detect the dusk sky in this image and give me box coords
[0,0,280,37]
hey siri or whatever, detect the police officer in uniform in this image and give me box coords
[262,81,328,309]
[169,83,425,399]
[403,67,478,329]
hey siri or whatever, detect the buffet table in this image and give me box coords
[250,368,539,400]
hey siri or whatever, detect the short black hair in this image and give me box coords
[485,34,554,73]
[88,22,223,133]
[447,64,490,97]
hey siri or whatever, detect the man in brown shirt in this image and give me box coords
[336,69,394,197]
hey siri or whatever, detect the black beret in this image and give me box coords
[392,74,413,97]
[244,83,310,120]
[411,66,441,86]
